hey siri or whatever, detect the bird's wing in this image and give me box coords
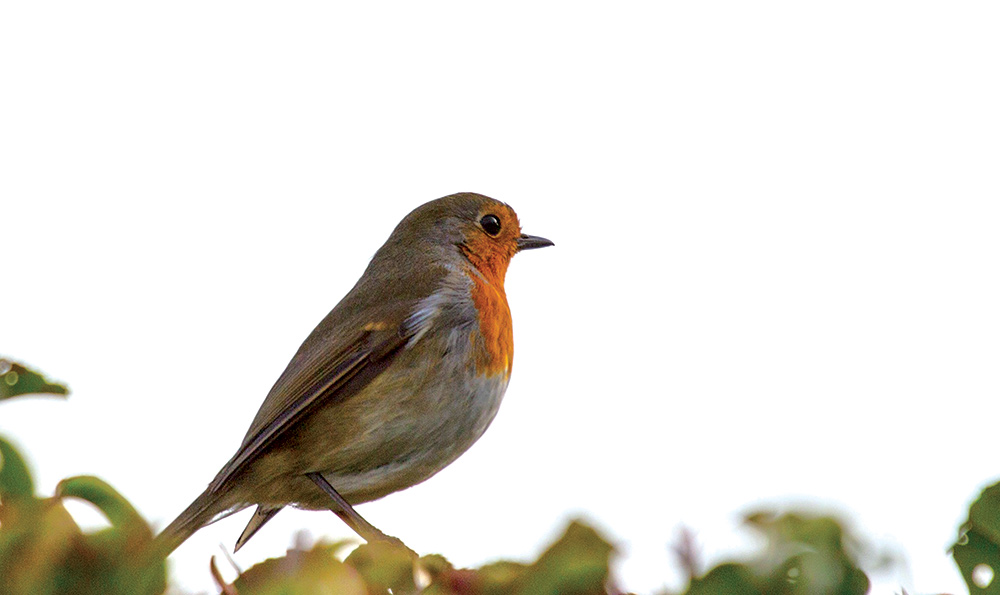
[207,315,414,493]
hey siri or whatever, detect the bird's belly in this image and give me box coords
[278,330,511,507]
[327,375,507,502]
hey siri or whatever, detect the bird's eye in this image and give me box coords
[480,214,502,236]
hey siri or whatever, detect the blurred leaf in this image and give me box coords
[0,361,165,595]
[673,511,871,595]
[0,470,165,594]
[968,481,1000,546]
[953,530,1000,594]
[0,435,35,499]
[56,476,151,542]
[0,491,80,594]
[419,553,455,578]
[954,481,1000,594]
[686,564,761,595]
[233,539,365,595]
[225,521,615,595]
[345,540,419,593]
[0,360,68,401]
[422,559,528,595]
[514,520,615,595]
[744,511,869,595]
[474,561,529,595]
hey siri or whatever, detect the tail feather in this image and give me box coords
[234,506,283,552]
[153,488,232,557]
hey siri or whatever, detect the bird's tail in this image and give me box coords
[234,505,282,552]
[153,488,230,557]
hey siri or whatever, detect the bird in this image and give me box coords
[155,192,553,555]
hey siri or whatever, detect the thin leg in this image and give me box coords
[305,472,412,552]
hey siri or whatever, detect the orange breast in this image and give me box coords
[467,269,514,378]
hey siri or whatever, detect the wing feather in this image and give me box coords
[208,324,412,493]
[204,239,451,495]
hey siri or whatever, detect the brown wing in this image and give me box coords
[155,317,415,555]
[207,313,415,494]
[205,213,454,495]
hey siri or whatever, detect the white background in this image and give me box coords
[2,2,999,593]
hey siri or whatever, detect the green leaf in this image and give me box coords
[0,492,80,595]
[515,520,615,595]
[969,482,1000,546]
[687,564,762,595]
[234,540,365,595]
[0,435,34,499]
[744,512,870,595]
[954,529,1000,594]
[676,511,872,595]
[954,481,1000,594]
[345,539,418,592]
[0,360,68,401]
[56,476,151,541]
[0,468,166,595]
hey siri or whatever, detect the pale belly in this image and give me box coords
[320,355,510,503]
[243,323,511,509]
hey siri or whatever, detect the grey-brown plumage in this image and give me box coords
[155,193,552,555]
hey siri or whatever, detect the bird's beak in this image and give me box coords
[516,234,555,251]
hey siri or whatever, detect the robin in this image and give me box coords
[156,192,553,554]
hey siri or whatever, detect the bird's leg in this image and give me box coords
[305,472,413,554]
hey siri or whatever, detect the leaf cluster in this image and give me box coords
[0,360,164,594]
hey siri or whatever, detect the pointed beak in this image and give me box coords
[516,234,554,251]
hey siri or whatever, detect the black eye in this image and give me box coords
[480,214,502,236]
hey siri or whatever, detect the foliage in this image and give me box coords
[675,512,870,595]
[0,358,68,401]
[218,520,614,595]
[0,361,164,595]
[0,359,997,594]
[953,482,1000,594]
